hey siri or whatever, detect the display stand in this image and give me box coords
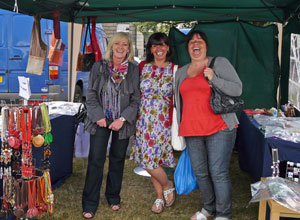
[0,103,55,218]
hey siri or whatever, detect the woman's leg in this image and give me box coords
[146,167,174,204]
[82,127,111,214]
[151,177,163,200]
[105,131,129,206]
[206,128,236,220]
[186,136,216,216]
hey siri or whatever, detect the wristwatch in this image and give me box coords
[119,116,126,122]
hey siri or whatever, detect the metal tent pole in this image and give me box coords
[69,19,74,102]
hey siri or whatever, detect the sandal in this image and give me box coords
[83,212,94,219]
[190,211,214,220]
[110,204,120,211]
[163,181,176,207]
[151,199,164,214]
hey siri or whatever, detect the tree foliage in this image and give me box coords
[134,21,195,37]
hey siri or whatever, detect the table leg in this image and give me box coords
[270,211,280,220]
[258,200,267,220]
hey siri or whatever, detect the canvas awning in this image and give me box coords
[0,0,299,23]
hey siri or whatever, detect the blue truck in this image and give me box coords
[0,9,106,103]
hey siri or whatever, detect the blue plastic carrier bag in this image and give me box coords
[174,147,198,195]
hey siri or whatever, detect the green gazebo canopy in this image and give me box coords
[0,0,299,23]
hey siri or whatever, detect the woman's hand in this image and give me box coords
[97,118,107,127]
[203,67,214,81]
[109,119,124,131]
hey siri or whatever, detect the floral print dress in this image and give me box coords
[132,62,175,169]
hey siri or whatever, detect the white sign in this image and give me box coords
[18,76,31,100]
[117,24,130,33]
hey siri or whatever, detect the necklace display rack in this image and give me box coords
[0,102,54,218]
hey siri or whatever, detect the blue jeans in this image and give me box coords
[185,128,236,219]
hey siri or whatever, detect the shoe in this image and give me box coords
[163,181,175,207]
[190,211,214,220]
[151,198,164,214]
[83,212,94,219]
[110,204,120,211]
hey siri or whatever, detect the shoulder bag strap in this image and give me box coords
[204,57,217,82]
[79,17,85,52]
[83,17,90,53]
[209,57,216,69]
[172,64,178,104]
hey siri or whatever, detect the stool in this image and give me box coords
[258,178,300,220]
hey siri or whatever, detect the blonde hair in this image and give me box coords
[105,32,134,62]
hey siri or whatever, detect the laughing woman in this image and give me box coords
[82,32,140,219]
[174,30,242,220]
[131,32,176,214]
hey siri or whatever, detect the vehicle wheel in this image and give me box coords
[73,85,83,103]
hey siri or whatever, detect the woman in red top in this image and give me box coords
[174,30,242,220]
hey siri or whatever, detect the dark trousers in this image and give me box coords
[82,126,129,213]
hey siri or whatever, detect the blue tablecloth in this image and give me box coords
[236,112,300,220]
[236,111,300,182]
[0,115,75,220]
[33,115,76,190]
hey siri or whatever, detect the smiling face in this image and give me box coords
[151,41,169,62]
[188,33,207,62]
[112,38,129,61]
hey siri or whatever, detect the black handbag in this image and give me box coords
[82,17,95,72]
[206,57,244,114]
[75,103,87,125]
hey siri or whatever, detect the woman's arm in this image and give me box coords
[211,57,243,97]
[86,61,106,123]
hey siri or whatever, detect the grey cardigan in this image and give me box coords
[84,60,140,139]
[174,56,243,130]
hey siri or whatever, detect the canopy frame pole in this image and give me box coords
[69,16,74,102]
[74,0,89,19]
[260,0,283,23]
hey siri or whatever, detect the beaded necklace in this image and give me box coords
[44,170,54,214]
[32,106,45,148]
[21,107,33,179]
[36,176,47,216]
[11,108,22,177]
[27,179,38,217]
[41,104,52,170]
[1,107,12,178]
[8,108,21,150]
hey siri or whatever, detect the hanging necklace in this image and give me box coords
[21,107,33,179]
[41,104,52,170]
[1,106,12,178]
[32,106,45,148]
[44,170,54,214]
[27,179,38,217]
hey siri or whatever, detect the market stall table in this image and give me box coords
[236,111,300,182]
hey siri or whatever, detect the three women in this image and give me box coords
[82,29,242,220]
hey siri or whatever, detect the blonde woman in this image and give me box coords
[82,32,140,219]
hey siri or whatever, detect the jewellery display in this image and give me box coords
[0,104,55,218]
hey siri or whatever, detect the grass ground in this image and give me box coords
[41,152,259,220]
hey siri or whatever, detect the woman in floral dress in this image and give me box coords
[132,32,176,214]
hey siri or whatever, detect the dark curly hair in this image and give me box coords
[145,32,173,63]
